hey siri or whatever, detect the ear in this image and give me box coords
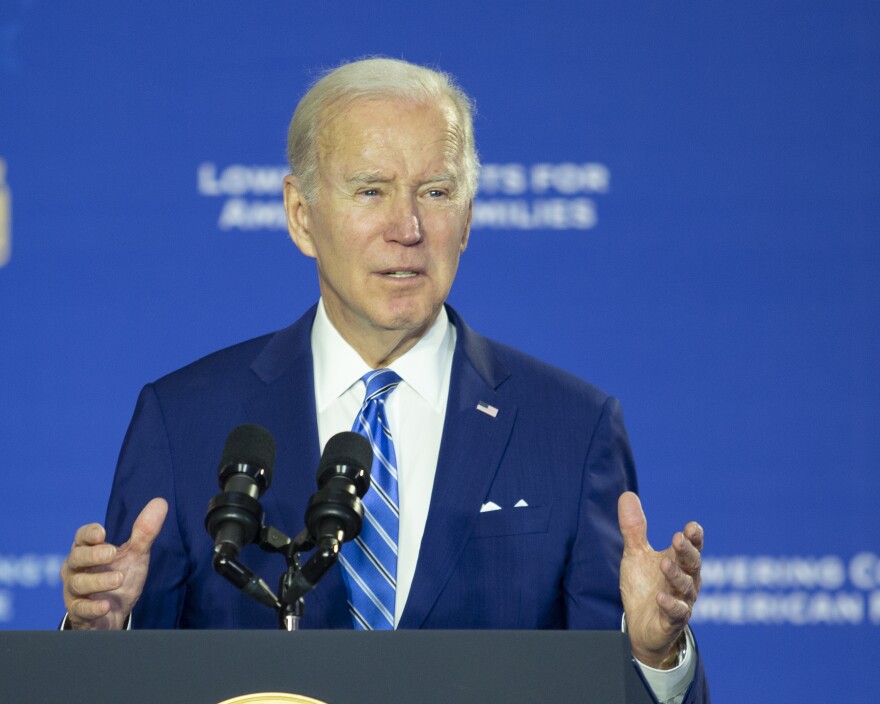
[459,200,473,253]
[283,174,316,258]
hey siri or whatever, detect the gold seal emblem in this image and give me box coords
[217,694,329,704]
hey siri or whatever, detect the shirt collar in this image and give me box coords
[311,299,454,412]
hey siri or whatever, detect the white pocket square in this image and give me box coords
[480,501,502,513]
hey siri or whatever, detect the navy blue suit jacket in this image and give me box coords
[105,304,708,700]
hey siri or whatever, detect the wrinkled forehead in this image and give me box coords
[316,96,466,165]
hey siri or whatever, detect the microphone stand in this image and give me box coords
[210,522,342,631]
[257,525,342,631]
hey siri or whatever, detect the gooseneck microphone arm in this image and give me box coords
[212,543,281,610]
[205,426,373,631]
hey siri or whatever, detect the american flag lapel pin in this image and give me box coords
[476,401,499,418]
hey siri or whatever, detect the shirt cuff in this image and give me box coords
[59,612,132,630]
[635,628,695,704]
[620,615,696,704]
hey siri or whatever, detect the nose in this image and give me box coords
[385,195,421,245]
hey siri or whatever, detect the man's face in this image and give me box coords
[284,97,472,362]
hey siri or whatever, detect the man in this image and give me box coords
[61,58,708,702]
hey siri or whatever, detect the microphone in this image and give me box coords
[278,432,373,609]
[304,432,373,548]
[205,424,276,558]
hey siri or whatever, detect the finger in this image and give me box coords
[72,522,107,548]
[684,521,704,552]
[126,498,169,555]
[66,570,123,598]
[675,530,703,593]
[661,556,698,604]
[65,544,117,571]
[673,532,702,575]
[69,597,112,622]
[618,491,650,553]
[656,592,692,629]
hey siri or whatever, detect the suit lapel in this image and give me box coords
[398,308,517,629]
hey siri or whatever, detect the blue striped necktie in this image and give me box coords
[340,368,401,630]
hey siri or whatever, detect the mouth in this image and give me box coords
[378,269,422,279]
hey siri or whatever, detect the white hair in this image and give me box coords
[287,57,479,203]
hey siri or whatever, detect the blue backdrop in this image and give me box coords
[1,2,878,700]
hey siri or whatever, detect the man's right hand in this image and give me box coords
[61,497,168,630]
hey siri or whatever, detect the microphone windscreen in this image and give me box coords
[318,432,373,477]
[220,424,276,478]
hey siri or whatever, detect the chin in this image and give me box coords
[374,301,438,333]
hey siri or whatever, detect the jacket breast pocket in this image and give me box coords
[470,505,552,538]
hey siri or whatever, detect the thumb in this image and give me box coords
[618,491,650,554]
[127,497,169,555]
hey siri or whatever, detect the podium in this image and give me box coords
[0,630,657,703]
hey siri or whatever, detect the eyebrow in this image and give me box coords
[423,172,457,185]
[347,172,391,185]
[345,172,459,186]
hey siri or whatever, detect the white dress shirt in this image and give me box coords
[311,299,456,625]
[310,299,694,703]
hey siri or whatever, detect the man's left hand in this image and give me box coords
[617,491,703,669]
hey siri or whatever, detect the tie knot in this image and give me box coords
[361,368,401,402]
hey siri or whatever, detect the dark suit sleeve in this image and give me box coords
[682,645,711,704]
[564,397,710,704]
[563,395,637,629]
[104,384,189,628]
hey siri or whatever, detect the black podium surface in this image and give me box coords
[0,630,657,703]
